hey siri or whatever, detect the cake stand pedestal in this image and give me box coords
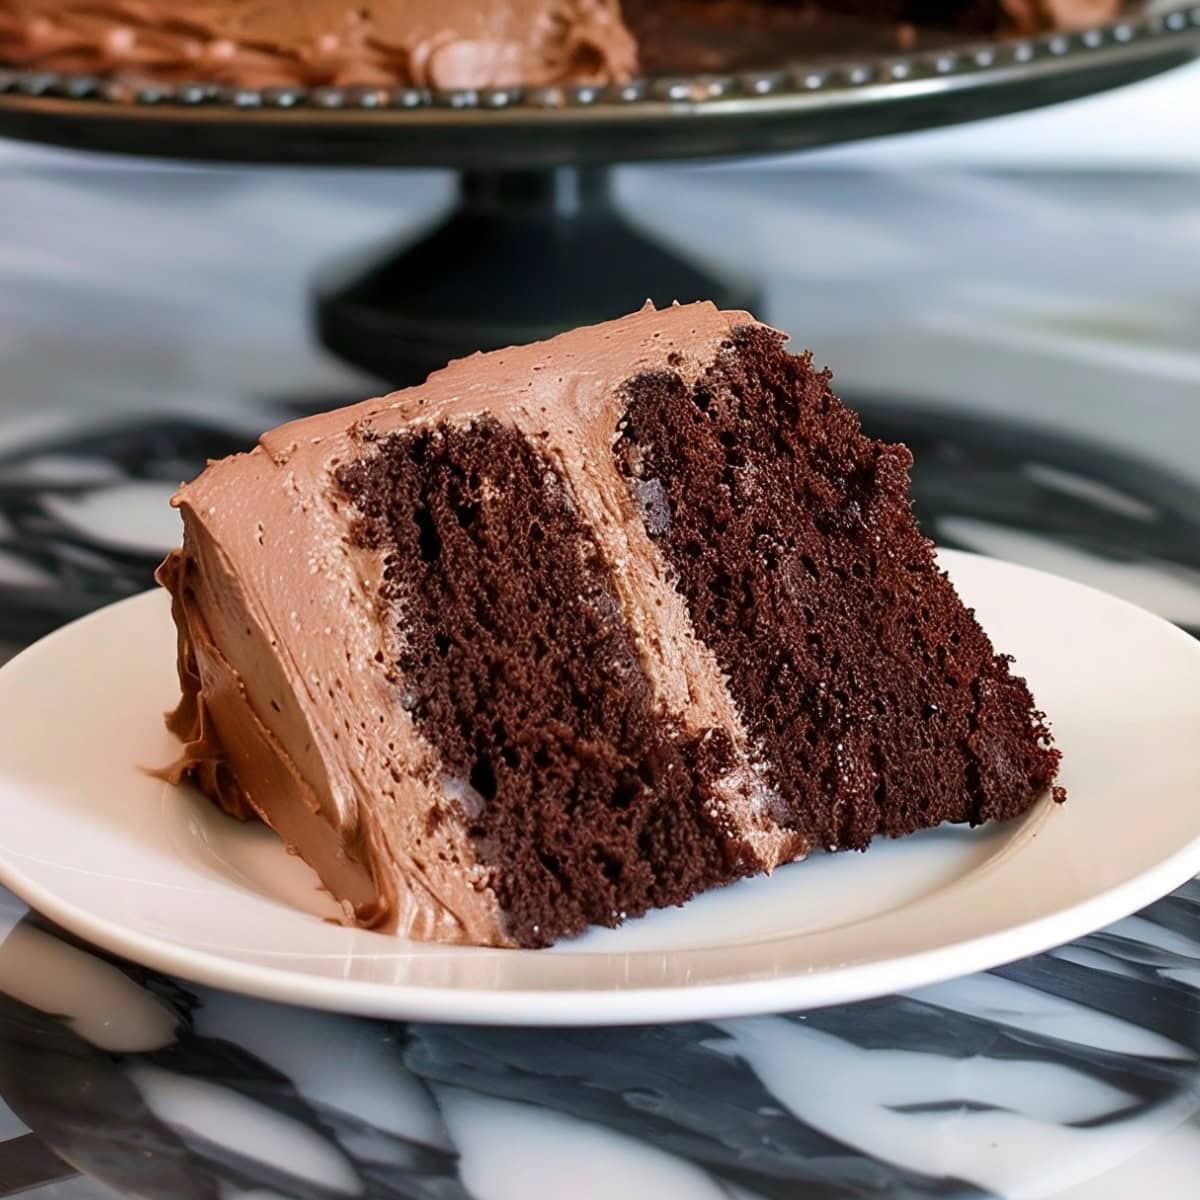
[315,167,759,385]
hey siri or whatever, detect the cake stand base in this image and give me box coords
[314,167,760,386]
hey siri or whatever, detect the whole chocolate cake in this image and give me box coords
[0,0,1122,88]
[157,303,1060,948]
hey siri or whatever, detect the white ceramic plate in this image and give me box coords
[1,550,1198,1025]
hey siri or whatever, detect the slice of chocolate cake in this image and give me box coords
[158,302,1059,948]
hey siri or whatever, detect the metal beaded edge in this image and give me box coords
[0,5,1198,113]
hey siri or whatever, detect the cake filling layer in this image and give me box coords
[616,326,1059,849]
[336,418,746,947]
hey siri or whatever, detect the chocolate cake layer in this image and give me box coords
[615,325,1060,850]
[334,419,749,947]
[625,0,1121,76]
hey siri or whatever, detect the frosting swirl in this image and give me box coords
[0,0,638,88]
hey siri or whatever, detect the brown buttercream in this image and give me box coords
[998,0,1120,33]
[158,302,806,945]
[0,1,1127,88]
[0,0,637,88]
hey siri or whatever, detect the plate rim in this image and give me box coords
[2,549,1200,1025]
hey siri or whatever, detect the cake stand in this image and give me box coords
[1,5,1199,381]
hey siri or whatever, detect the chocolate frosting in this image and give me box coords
[0,1,1124,88]
[158,302,806,946]
[0,0,637,88]
[997,0,1120,33]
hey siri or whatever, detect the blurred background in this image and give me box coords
[2,52,1199,658]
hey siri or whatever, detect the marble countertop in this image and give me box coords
[0,153,1198,1197]
[1,882,1198,1200]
